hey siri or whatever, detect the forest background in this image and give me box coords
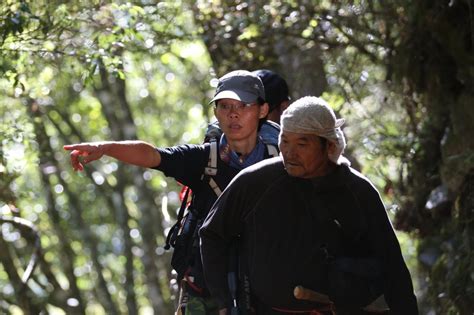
[0,1,473,314]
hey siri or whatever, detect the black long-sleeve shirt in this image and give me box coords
[200,157,418,314]
[155,141,278,291]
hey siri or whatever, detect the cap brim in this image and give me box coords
[209,90,258,104]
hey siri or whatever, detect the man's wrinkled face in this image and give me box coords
[279,131,333,178]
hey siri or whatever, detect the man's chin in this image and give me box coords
[284,165,302,177]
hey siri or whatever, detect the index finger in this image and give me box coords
[63,144,90,151]
[69,149,88,157]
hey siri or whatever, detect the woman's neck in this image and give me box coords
[227,135,258,156]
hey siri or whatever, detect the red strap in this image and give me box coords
[178,184,192,206]
[183,268,204,294]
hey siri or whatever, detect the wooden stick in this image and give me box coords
[293,285,333,304]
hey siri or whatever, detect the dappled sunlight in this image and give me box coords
[1,1,472,314]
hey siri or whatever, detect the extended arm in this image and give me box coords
[63,140,161,171]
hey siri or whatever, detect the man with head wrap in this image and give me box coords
[200,96,419,315]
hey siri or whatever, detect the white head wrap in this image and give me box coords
[280,96,350,166]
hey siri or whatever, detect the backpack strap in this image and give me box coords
[204,139,278,197]
[208,178,222,196]
[204,139,218,176]
[266,143,279,157]
[164,186,191,250]
[203,139,222,197]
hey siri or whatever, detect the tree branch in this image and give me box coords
[0,215,41,284]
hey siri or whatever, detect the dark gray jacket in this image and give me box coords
[200,157,418,314]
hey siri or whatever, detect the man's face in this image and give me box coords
[279,131,333,178]
[267,100,290,124]
[214,98,268,142]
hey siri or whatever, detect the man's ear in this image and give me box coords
[259,102,269,118]
[327,141,337,155]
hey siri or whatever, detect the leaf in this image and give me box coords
[237,24,260,40]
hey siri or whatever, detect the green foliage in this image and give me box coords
[1,1,212,313]
[1,0,473,314]
[0,96,36,204]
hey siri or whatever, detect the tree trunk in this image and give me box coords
[26,99,89,314]
[0,234,43,314]
[93,63,171,314]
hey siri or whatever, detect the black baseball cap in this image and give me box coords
[252,69,290,112]
[210,70,265,104]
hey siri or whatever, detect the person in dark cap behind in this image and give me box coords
[252,69,291,124]
[64,70,279,315]
[200,96,419,315]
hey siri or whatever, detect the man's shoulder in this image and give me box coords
[236,157,285,185]
[226,157,286,198]
[344,166,368,182]
[341,166,381,197]
[243,156,283,174]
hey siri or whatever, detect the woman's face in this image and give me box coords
[214,98,268,143]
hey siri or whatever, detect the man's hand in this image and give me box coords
[218,308,227,315]
[64,143,105,171]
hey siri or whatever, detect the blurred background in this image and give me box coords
[0,1,473,314]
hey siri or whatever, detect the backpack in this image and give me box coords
[164,121,279,281]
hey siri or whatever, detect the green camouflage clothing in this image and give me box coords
[185,295,219,315]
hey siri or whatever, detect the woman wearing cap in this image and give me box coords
[64,70,277,315]
[201,96,419,315]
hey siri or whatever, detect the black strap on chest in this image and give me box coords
[203,139,222,196]
[164,186,191,250]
